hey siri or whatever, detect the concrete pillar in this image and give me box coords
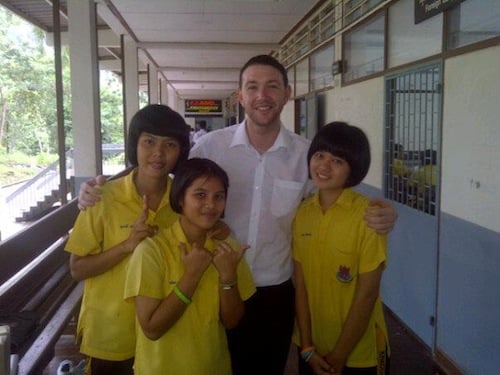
[148,64,159,104]
[123,35,139,133]
[67,0,101,192]
[159,78,169,105]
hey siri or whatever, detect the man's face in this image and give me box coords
[238,64,291,130]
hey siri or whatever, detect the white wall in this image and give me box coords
[281,99,295,132]
[325,78,385,189]
[441,46,500,233]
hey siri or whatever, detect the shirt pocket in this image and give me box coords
[271,179,304,217]
[330,247,358,285]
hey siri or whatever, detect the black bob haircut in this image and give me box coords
[127,104,191,173]
[239,54,289,88]
[170,158,230,216]
[307,121,371,188]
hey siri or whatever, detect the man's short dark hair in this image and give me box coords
[170,158,230,216]
[127,104,190,174]
[239,54,289,88]
[307,122,371,188]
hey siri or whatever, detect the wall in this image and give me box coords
[319,43,500,375]
[441,46,500,234]
[436,45,500,374]
[326,78,385,189]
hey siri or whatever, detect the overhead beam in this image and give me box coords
[159,67,241,73]
[168,80,237,85]
[137,42,279,51]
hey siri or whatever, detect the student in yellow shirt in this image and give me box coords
[293,122,389,375]
[124,157,256,375]
[65,104,191,375]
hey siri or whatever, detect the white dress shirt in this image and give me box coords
[192,128,208,144]
[190,120,312,286]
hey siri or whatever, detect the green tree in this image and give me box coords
[0,6,124,157]
[100,71,124,145]
[0,7,73,155]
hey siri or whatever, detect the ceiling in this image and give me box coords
[1,0,320,100]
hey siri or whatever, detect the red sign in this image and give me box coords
[185,99,222,113]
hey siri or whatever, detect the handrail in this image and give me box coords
[5,160,60,203]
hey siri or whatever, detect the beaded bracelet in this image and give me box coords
[173,284,192,305]
[300,346,315,363]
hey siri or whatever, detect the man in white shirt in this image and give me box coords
[190,55,397,375]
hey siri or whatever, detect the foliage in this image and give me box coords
[100,71,124,145]
[0,8,68,155]
[0,6,124,185]
[0,146,57,185]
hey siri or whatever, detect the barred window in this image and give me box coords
[384,64,441,215]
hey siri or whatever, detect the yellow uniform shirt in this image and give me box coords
[124,220,256,375]
[65,170,177,360]
[293,188,389,368]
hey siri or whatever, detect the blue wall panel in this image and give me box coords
[437,213,500,374]
[356,185,438,348]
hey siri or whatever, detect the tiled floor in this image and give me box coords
[44,307,445,374]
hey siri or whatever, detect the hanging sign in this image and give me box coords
[185,99,222,115]
[414,0,465,24]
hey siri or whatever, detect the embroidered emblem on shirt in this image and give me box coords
[301,232,312,237]
[336,265,353,283]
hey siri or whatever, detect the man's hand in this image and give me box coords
[78,175,106,211]
[364,198,398,235]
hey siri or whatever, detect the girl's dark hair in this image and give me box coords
[307,122,371,188]
[170,158,230,215]
[127,104,190,173]
[239,54,289,87]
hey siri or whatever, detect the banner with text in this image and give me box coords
[185,99,223,117]
[415,0,465,24]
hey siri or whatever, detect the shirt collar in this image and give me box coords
[229,119,290,152]
[171,219,217,253]
[115,168,139,203]
[116,168,172,211]
[312,188,356,210]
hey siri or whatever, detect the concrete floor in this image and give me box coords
[44,307,444,375]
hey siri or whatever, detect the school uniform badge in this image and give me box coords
[336,265,353,283]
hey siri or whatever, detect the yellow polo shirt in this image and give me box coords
[125,220,256,375]
[65,170,177,360]
[293,188,389,368]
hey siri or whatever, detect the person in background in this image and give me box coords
[293,122,389,375]
[65,104,191,374]
[124,158,255,374]
[77,54,398,375]
[192,120,209,144]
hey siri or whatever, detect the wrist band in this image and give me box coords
[173,284,192,305]
[300,346,315,363]
[220,281,237,290]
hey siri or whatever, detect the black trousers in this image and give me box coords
[227,279,295,375]
[89,357,134,375]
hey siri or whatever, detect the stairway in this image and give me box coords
[15,188,63,222]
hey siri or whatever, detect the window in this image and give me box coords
[446,0,500,50]
[310,45,334,91]
[287,67,295,98]
[343,0,384,26]
[295,58,309,97]
[388,0,442,68]
[384,64,441,215]
[344,12,384,82]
